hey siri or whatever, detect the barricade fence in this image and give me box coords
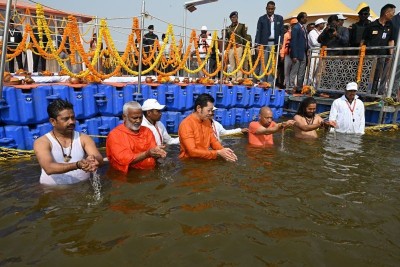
[306,46,396,97]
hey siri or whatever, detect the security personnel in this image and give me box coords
[225,11,247,80]
[349,6,371,49]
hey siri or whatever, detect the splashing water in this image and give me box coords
[280,128,285,151]
[89,170,102,204]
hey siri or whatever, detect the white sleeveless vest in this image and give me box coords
[40,131,90,185]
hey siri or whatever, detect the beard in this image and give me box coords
[126,121,140,131]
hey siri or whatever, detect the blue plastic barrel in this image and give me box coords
[249,108,261,122]
[214,85,233,109]
[232,86,250,108]
[250,87,270,108]
[81,84,99,119]
[52,85,71,102]
[204,85,217,100]
[64,86,85,120]
[79,117,102,143]
[184,84,197,110]
[4,125,29,150]
[0,126,17,149]
[99,116,120,136]
[165,111,181,133]
[231,108,246,125]
[146,84,167,105]
[160,110,167,127]
[226,109,234,126]
[165,84,186,111]
[269,89,285,108]
[113,86,125,116]
[95,84,114,116]
[123,84,135,103]
[213,108,227,126]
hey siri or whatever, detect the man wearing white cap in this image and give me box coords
[328,82,365,134]
[336,14,350,47]
[308,18,326,83]
[141,99,179,146]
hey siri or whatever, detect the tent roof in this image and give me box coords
[285,0,356,18]
[355,2,378,18]
[0,0,93,23]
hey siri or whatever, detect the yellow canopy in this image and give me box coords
[285,0,356,18]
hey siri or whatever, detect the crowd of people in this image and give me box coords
[34,80,364,184]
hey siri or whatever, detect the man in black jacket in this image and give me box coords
[255,1,284,82]
[7,19,24,73]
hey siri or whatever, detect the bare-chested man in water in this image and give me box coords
[293,97,334,138]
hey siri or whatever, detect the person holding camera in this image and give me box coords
[318,15,348,55]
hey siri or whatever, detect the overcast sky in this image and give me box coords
[35,0,384,48]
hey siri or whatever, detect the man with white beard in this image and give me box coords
[106,101,166,174]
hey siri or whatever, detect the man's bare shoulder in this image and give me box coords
[34,134,51,150]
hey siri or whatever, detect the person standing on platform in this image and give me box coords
[34,99,103,185]
[289,12,308,91]
[225,11,247,81]
[293,97,333,139]
[7,19,24,73]
[57,27,72,72]
[31,26,48,73]
[178,94,238,162]
[255,1,284,83]
[307,18,326,83]
[141,99,179,146]
[336,14,350,48]
[280,19,297,89]
[248,106,295,146]
[349,6,371,51]
[210,106,248,142]
[143,25,159,75]
[106,101,167,174]
[362,4,396,94]
[328,82,365,134]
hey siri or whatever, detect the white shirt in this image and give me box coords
[268,15,275,40]
[329,95,365,134]
[211,119,242,141]
[308,28,322,49]
[141,116,179,145]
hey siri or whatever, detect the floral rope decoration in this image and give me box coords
[356,45,366,83]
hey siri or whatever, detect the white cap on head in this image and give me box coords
[337,14,347,20]
[201,25,207,31]
[314,18,327,25]
[141,99,166,111]
[346,82,358,91]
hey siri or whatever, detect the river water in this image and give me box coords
[0,131,399,266]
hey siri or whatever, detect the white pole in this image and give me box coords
[218,18,227,92]
[0,0,14,100]
[137,0,145,94]
[387,33,400,98]
[273,36,281,89]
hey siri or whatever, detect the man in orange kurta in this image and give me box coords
[106,101,167,173]
[178,93,238,162]
[248,106,295,146]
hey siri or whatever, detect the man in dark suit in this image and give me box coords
[7,19,24,73]
[31,27,48,72]
[255,1,284,83]
[289,12,308,90]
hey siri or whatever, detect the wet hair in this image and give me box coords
[297,12,307,21]
[123,101,142,115]
[267,1,275,7]
[194,93,214,110]
[47,99,73,119]
[296,97,316,117]
[380,4,396,17]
